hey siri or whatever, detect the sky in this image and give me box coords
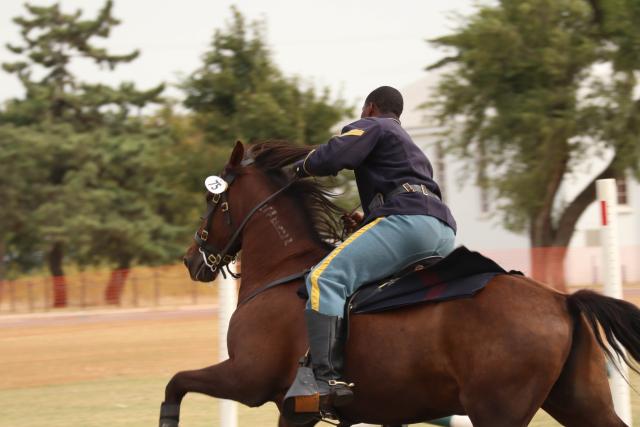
[0,0,477,107]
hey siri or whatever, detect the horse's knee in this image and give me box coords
[164,372,188,403]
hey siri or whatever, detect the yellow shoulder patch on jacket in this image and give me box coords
[339,129,365,137]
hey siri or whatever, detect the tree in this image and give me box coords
[182,7,351,147]
[0,126,52,279]
[0,124,90,305]
[1,1,164,306]
[67,127,196,304]
[428,0,640,289]
[2,1,163,131]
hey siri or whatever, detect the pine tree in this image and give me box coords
[1,1,164,306]
[183,7,350,147]
[2,1,163,131]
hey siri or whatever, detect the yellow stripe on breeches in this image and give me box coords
[305,215,455,317]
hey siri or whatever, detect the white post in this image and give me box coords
[219,273,238,427]
[596,178,632,426]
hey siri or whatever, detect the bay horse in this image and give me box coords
[162,140,640,427]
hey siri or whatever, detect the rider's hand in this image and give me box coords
[285,160,309,179]
[341,211,364,234]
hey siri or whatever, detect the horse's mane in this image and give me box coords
[247,140,343,246]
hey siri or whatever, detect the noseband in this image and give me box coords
[194,160,297,280]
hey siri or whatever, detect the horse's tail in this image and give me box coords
[567,289,640,372]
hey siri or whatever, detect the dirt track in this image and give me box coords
[0,306,285,426]
[1,305,221,389]
[2,304,638,426]
[1,305,217,328]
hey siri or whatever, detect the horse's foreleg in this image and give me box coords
[160,359,271,427]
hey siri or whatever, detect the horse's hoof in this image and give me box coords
[159,402,180,427]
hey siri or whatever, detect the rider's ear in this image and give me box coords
[229,140,244,167]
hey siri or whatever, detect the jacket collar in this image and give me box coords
[378,113,401,125]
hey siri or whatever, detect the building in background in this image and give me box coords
[401,75,639,285]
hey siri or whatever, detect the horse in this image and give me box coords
[161,140,640,427]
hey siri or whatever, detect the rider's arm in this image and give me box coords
[297,119,382,177]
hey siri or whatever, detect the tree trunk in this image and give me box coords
[104,259,131,305]
[48,241,67,308]
[0,241,5,307]
[530,245,569,291]
[529,160,615,291]
[529,219,569,291]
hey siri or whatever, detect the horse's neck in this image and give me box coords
[238,194,328,302]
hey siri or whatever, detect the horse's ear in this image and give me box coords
[229,140,244,167]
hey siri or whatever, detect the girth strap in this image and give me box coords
[238,269,311,307]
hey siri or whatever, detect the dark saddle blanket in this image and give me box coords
[298,246,522,314]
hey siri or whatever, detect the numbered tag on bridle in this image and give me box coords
[204,176,228,194]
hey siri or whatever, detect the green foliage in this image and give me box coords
[0,1,184,278]
[428,0,640,238]
[183,7,351,146]
[0,125,51,274]
[0,121,197,275]
[64,128,194,268]
[0,3,352,281]
[1,0,163,131]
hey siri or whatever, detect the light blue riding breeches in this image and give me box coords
[305,214,456,317]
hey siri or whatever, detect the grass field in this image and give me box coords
[1,306,639,426]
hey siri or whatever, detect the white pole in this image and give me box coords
[219,272,238,427]
[596,178,632,426]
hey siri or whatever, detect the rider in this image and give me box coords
[292,86,457,408]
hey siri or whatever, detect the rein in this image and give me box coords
[195,159,352,304]
[194,167,299,279]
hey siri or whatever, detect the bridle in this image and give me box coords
[193,159,298,280]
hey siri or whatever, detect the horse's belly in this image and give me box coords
[341,277,572,423]
[343,306,463,422]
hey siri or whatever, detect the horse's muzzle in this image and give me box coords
[183,247,217,283]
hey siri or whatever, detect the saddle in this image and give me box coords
[285,247,523,424]
[297,245,522,315]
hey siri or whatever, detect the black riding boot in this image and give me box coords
[305,309,354,408]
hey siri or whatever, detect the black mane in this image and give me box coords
[247,140,343,245]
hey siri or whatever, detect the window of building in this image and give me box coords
[477,142,489,214]
[617,177,628,206]
[479,186,490,214]
[435,142,446,202]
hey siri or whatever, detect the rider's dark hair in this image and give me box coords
[365,86,403,117]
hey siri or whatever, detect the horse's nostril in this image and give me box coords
[183,257,189,267]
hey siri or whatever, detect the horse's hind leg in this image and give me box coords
[461,385,547,427]
[458,345,563,426]
[542,315,626,426]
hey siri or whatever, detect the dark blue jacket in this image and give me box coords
[299,115,457,232]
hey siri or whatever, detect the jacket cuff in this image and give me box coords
[301,149,316,176]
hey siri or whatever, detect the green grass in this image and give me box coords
[4,374,640,426]
[0,376,280,427]
[3,308,640,426]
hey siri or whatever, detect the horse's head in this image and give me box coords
[184,139,342,283]
[183,141,257,282]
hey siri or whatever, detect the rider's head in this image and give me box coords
[361,86,403,119]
